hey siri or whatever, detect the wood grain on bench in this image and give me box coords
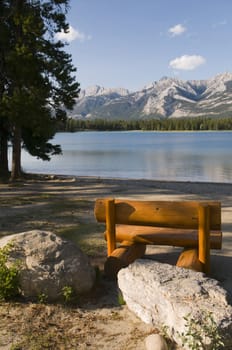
[94,198,222,278]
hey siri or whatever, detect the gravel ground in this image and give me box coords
[0,174,231,349]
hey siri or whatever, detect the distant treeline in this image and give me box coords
[64,116,232,132]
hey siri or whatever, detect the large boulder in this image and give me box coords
[118,260,232,349]
[0,230,96,301]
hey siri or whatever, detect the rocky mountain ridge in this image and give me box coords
[69,72,232,119]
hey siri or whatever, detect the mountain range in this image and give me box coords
[69,72,232,120]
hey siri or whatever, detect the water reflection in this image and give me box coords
[20,131,232,183]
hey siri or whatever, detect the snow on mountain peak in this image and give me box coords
[72,72,232,120]
[81,85,130,97]
[213,72,232,82]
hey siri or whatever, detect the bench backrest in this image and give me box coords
[95,198,222,274]
[94,198,221,230]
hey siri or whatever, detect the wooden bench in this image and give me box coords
[94,198,222,278]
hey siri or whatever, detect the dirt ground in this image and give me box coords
[0,174,231,350]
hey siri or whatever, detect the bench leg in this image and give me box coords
[106,199,116,255]
[176,248,203,272]
[104,241,146,279]
[198,205,210,274]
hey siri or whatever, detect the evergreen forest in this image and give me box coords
[64,116,232,132]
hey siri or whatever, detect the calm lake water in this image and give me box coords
[21,131,232,183]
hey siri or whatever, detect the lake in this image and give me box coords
[21,131,232,183]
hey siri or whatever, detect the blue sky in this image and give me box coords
[58,0,232,91]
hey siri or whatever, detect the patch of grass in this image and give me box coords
[37,293,48,304]
[58,223,103,237]
[56,223,106,259]
[0,244,21,301]
[57,223,106,255]
[62,285,77,305]
[75,237,106,256]
[56,225,81,241]
[117,290,126,306]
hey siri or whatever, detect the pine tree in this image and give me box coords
[0,0,80,179]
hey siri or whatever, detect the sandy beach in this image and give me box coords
[0,175,231,349]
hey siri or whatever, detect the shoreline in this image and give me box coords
[25,172,232,187]
[54,174,232,198]
[60,129,232,133]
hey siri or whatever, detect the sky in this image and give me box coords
[57,0,232,91]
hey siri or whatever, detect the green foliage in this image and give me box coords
[0,0,80,179]
[179,311,224,350]
[64,116,232,132]
[37,292,48,304]
[0,244,21,301]
[160,325,169,339]
[10,345,23,350]
[117,290,126,306]
[62,285,75,304]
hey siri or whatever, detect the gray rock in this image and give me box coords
[145,334,168,350]
[118,260,232,349]
[0,230,96,301]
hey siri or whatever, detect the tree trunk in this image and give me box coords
[0,130,9,178]
[11,124,22,180]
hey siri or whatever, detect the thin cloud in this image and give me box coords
[168,24,186,37]
[56,26,92,43]
[212,20,227,28]
[169,55,206,70]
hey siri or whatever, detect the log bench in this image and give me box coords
[94,198,222,278]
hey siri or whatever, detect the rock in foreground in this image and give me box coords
[0,230,96,301]
[145,334,168,350]
[118,259,232,349]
